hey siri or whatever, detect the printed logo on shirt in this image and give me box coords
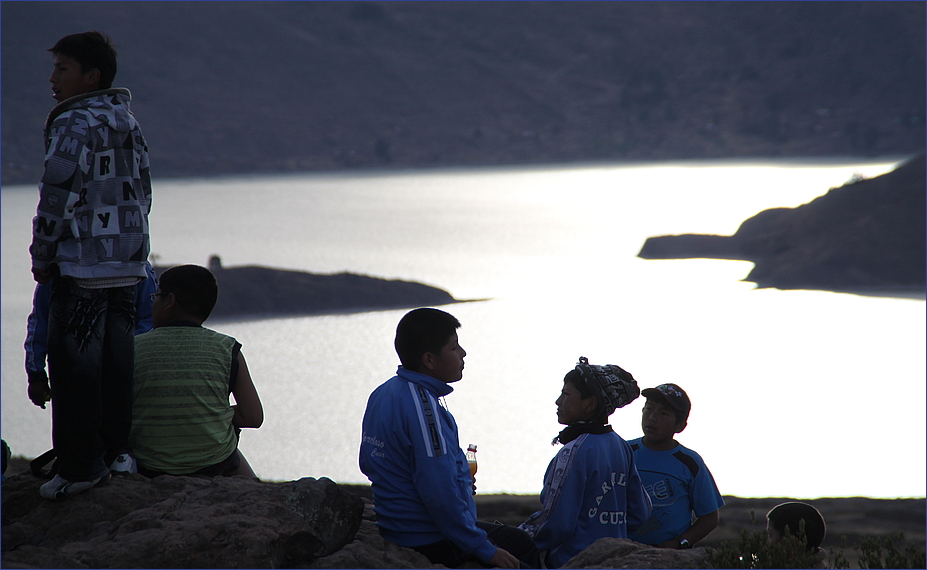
[362,432,386,458]
[588,471,628,520]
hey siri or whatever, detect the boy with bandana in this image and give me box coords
[519,357,652,568]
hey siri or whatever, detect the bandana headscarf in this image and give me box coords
[573,356,640,418]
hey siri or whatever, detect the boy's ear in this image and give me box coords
[84,68,101,90]
[674,420,688,434]
[583,395,598,415]
[161,291,180,313]
[420,351,437,372]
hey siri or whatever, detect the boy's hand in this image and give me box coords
[27,370,51,409]
[488,547,519,569]
[32,267,52,284]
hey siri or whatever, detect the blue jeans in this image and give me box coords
[47,278,136,482]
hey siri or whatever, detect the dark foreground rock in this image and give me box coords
[1,472,364,569]
[639,153,926,296]
[562,538,704,569]
[0,469,701,570]
[309,500,704,570]
[157,259,462,322]
[2,461,925,569]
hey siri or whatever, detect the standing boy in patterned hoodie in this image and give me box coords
[30,31,152,500]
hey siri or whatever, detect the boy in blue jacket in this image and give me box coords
[359,308,538,568]
[519,357,652,568]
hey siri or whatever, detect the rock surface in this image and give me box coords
[306,499,707,569]
[561,538,704,569]
[308,500,443,569]
[1,472,364,569]
[638,154,926,296]
[3,461,925,569]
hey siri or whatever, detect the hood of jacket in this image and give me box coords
[44,87,135,135]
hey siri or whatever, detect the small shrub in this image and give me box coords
[701,521,925,569]
[701,528,838,569]
[700,509,846,569]
[856,533,926,569]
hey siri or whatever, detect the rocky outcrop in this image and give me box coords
[1,472,364,569]
[156,261,462,321]
[638,154,926,295]
[562,538,704,569]
[310,504,707,569]
[1,471,701,570]
[3,464,925,569]
[308,500,443,569]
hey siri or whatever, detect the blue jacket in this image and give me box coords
[519,430,652,568]
[359,367,496,563]
[24,262,157,377]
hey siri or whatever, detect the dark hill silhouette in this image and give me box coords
[157,258,462,321]
[2,2,924,185]
[638,154,926,297]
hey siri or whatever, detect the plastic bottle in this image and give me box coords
[466,444,478,478]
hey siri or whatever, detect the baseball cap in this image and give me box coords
[641,383,691,420]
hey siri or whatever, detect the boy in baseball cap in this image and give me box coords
[627,384,724,549]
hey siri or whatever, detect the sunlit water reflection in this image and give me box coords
[3,159,923,498]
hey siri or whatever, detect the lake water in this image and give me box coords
[3,159,924,499]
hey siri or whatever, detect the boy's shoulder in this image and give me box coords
[137,324,232,341]
[630,438,710,468]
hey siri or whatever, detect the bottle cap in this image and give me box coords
[467,444,477,452]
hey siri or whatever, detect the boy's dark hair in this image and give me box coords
[158,265,218,321]
[563,359,639,424]
[564,369,595,400]
[49,31,118,90]
[767,502,826,551]
[394,308,461,370]
[563,369,604,423]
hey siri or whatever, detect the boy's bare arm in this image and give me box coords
[657,509,720,548]
[231,352,264,428]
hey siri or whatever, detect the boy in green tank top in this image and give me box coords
[131,265,264,478]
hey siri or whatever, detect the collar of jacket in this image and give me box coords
[45,87,132,130]
[396,366,454,398]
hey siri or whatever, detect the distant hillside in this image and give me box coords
[2,2,924,185]
[155,259,461,321]
[638,154,926,296]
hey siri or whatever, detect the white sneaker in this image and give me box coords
[110,453,137,474]
[39,473,106,500]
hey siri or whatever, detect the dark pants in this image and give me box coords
[137,448,242,478]
[412,521,540,569]
[47,278,135,482]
